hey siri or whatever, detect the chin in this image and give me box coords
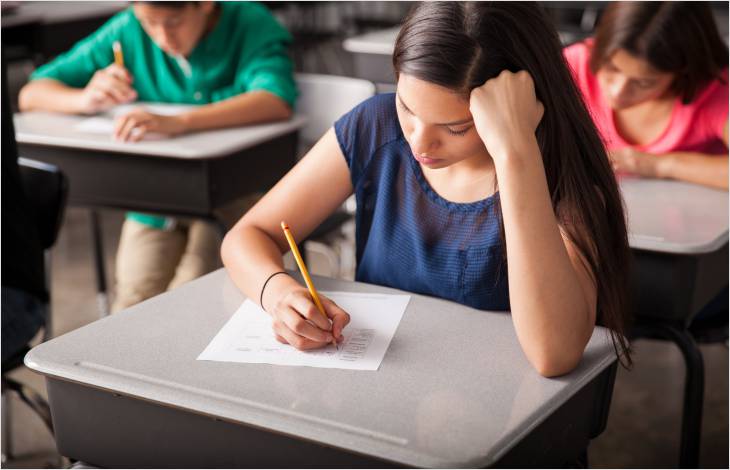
[608,98,643,110]
[164,46,186,56]
[424,160,453,170]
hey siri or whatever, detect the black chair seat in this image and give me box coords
[1,346,30,375]
[689,312,729,344]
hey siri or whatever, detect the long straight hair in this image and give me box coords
[393,2,633,366]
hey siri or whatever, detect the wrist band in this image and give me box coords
[260,271,289,311]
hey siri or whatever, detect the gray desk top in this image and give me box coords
[621,177,729,254]
[1,1,126,28]
[342,26,576,56]
[343,27,400,56]
[14,110,307,159]
[26,269,616,468]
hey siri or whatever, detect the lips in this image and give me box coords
[412,152,442,165]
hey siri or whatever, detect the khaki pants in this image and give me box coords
[112,195,260,313]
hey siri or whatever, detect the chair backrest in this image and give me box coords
[295,73,376,150]
[17,157,68,250]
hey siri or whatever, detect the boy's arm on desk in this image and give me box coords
[18,79,84,113]
[178,90,292,132]
[19,66,136,115]
[113,91,293,142]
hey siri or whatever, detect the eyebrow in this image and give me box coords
[396,93,474,127]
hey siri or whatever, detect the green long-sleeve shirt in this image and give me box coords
[31,1,297,228]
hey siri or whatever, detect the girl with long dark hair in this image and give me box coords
[565,2,728,189]
[222,2,632,377]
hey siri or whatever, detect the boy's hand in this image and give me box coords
[80,64,137,114]
[113,109,187,142]
[264,277,350,350]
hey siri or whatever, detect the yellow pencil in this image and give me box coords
[281,221,337,349]
[113,41,124,67]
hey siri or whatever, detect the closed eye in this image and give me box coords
[446,126,471,136]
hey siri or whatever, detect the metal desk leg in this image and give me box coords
[633,323,704,468]
[89,210,109,317]
[2,391,11,461]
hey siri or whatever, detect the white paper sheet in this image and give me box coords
[197,292,411,370]
[73,103,195,137]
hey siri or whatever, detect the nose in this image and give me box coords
[608,76,630,102]
[156,27,178,52]
[409,121,438,156]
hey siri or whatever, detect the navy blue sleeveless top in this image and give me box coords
[334,93,510,311]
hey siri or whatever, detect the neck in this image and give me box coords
[422,153,497,201]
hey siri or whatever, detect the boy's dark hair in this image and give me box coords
[393,1,634,368]
[134,1,198,8]
[590,2,728,104]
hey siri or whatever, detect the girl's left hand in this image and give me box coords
[114,109,187,142]
[469,70,544,163]
[609,147,665,178]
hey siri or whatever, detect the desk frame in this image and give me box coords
[43,338,617,468]
[18,133,297,315]
[629,244,728,468]
[46,362,618,468]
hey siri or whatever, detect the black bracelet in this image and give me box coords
[260,271,289,311]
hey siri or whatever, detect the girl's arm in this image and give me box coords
[495,138,597,377]
[471,70,597,377]
[221,128,353,349]
[610,123,729,190]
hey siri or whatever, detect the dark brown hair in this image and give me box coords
[393,2,633,367]
[590,2,728,104]
[134,1,198,8]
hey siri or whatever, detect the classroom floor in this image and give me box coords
[2,208,728,469]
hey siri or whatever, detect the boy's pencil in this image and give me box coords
[113,41,124,67]
[280,221,338,349]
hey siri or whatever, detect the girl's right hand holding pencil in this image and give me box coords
[78,64,137,114]
[262,274,350,350]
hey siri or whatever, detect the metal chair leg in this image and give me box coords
[43,251,53,342]
[2,391,12,461]
[632,322,704,468]
[89,210,109,317]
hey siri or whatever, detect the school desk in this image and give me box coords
[1,1,126,63]
[621,176,728,469]
[25,269,618,468]
[342,26,580,85]
[13,109,306,315]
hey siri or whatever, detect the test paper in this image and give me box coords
[197,292,410,370]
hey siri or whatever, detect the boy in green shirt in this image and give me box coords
[19,1,297,312]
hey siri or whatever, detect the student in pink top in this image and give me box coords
[564,2,728,190]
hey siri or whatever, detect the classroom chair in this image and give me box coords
[294,73,376,278]
[2,158,68,464]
